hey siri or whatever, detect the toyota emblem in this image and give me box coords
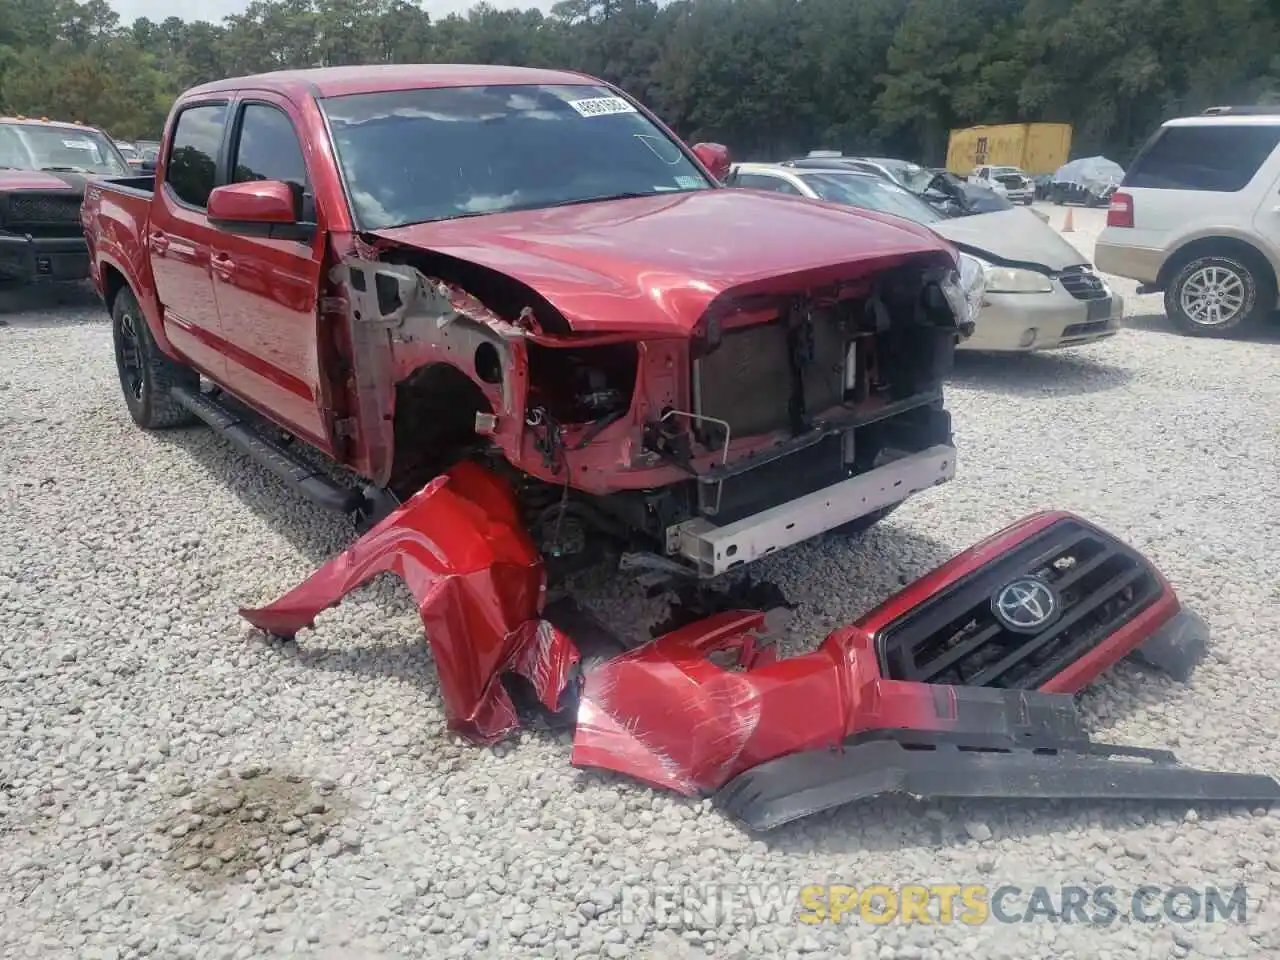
[991,576,1060,633]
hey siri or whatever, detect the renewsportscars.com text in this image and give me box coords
[618,883,1249,927]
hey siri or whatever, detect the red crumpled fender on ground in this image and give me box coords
[240,460,579,743]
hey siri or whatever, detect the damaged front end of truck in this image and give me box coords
[242,467,1280,830]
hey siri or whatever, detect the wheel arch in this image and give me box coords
[1157,235,1279,303]
[101,262,128,313]
[99,258,180,358]
[387,360,496,501]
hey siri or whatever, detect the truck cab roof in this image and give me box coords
[185,63,598,100]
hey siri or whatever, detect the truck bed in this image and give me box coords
[97,174,155,197]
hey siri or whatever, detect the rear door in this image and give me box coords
[209,93,331,450]
[150,100,230,380]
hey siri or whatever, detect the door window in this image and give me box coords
[231,104,310,216]
[1125,125,1280,192]
[166,103,227,208]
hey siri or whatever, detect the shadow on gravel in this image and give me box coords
[1124,309,1280,342]
[950,350,1133,397]
[0,280,104,323]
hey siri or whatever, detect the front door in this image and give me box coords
[150,101,230,379]
[209,95,330,451]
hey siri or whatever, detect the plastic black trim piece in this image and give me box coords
[714,687,1280,831]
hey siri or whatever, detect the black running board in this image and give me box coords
[715,691,1280,831]
[171,385,363,516]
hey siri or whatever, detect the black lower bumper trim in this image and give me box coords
[715,695,1280,831]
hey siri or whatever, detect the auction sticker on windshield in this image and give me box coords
[568,96,637,118]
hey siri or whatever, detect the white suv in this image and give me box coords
[1095,108,1280,336]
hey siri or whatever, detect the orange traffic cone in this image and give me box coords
[1062,207,1075,233]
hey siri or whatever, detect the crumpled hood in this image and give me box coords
[0,169,89,193]
[931,206,1087,271]
[371,189,954,335]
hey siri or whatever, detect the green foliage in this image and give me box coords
[0,0,1277,161]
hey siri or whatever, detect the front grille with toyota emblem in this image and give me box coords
[1058,266,1110,301]
[874,517,1163,689]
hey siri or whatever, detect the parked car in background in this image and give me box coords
[782,154,934,192]
[727,162,1123,352]
[1096,107,1280,336]
[1050,157,1124,207]
[0,115,130,284]
[968,165,1035,204]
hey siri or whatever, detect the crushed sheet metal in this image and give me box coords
[239,460,578,743]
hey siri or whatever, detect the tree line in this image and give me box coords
[2,0,1279,166]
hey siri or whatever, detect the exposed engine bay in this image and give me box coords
[241,463,1280,829]
[337,250,969,581]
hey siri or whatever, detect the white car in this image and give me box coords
[727,162,1123,351]
[968,165,1035,205]
[1095,107,1280,336]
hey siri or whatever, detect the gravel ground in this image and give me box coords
[2,205,1279,960]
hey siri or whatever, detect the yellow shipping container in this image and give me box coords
[945,123,1073,176]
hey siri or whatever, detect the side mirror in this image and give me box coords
[691,142,731,182]
[207,180,312,242]
[140,159,157,174]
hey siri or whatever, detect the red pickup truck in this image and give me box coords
[1,116,130,284]
[80,65,1267,827]
[83,63,969,578]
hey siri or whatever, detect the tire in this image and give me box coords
[111,287,199,428]
[830,503,900,538]
[1164,254,1273,337]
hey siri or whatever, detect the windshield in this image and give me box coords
[798,172,944,224]
[319,84,715,230]
[0,122,129,174]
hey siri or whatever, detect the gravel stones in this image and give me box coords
[2,222,1280,959]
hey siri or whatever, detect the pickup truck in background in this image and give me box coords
[0,116,131,284]
[81,63,969,581]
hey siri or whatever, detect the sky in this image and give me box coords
[107,0,555,26]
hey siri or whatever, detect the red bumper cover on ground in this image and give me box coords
[241,463,1280,829]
